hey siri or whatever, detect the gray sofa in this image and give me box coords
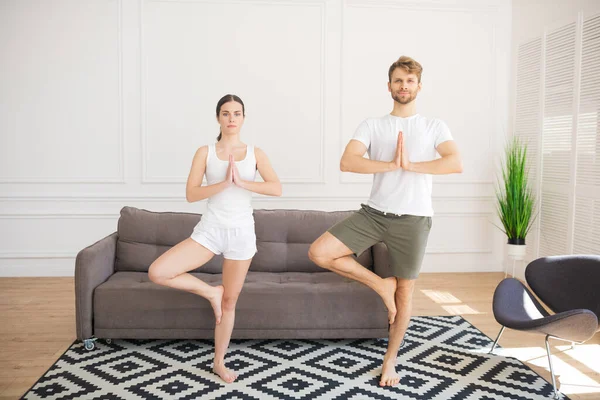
[75,206,392,349]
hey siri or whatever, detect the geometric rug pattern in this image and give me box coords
[22,316,568,399]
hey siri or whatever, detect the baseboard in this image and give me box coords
[0,258,75,277]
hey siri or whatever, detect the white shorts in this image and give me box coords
[190,221,257,260]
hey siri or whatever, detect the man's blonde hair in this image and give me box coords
[388,56,423,83]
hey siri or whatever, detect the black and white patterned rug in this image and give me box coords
[22,316,567,399]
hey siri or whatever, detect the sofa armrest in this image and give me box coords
[372,242,393,279]
[75,232,117,340]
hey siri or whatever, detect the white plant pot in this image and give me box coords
[507,243,527,260]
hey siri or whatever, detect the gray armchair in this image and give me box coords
[490,255,600,399]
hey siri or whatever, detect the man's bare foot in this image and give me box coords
[379,358,400,387]
[208,285,224,324]
[381,277,397,324]
[213,362,237,383]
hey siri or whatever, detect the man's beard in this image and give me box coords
[392,90,417,105]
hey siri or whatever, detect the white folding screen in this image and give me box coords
[539,21,576,257]
[514,12,600,258]
[573,14,600,254]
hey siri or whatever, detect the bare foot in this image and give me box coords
[381,277,397,325]
[208,285,224,324]
[213,362,237,383]
[379,359,400,387]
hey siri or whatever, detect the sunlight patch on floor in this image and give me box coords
[555,343,600,374]
[489,345,600,396]
[420,290,483,314]
[421,290,462,304]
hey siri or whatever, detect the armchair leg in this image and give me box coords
[545,335,559,399]
[489,326,505,354]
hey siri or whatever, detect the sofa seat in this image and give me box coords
[93,271,389,339]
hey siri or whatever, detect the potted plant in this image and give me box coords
[495,136,536,262]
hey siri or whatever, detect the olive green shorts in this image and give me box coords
[328,204,432,279]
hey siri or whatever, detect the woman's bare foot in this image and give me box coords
[208,285,224,324]
[379,358,400,387]
[381,277,397,324]
[213,362,237,383]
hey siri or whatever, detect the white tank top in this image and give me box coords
[200,144,257,228]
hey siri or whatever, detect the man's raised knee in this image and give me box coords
[308,242,330,267]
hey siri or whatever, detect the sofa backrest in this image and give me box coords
[115,206,373,273]
[252,209,372,272]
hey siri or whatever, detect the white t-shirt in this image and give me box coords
[352,113,453,216]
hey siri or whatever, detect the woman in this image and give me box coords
[148,94,282,383]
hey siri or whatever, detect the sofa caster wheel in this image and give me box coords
[83,339,96,351]
[105,338,112,344]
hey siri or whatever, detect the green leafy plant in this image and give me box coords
[495,136,536,243]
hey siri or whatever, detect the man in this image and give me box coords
[308,56,463,387]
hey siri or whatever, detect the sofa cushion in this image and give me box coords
[252,209,373,272]
[94,271,387,332]
[115,207,224,273]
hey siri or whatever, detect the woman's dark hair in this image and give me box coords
[216,94,245,141]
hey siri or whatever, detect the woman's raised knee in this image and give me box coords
[148,262,169,284]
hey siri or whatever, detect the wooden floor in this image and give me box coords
[1,273,598,399]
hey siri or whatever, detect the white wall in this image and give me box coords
[509,0,600,279]
[0,0,511,276]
